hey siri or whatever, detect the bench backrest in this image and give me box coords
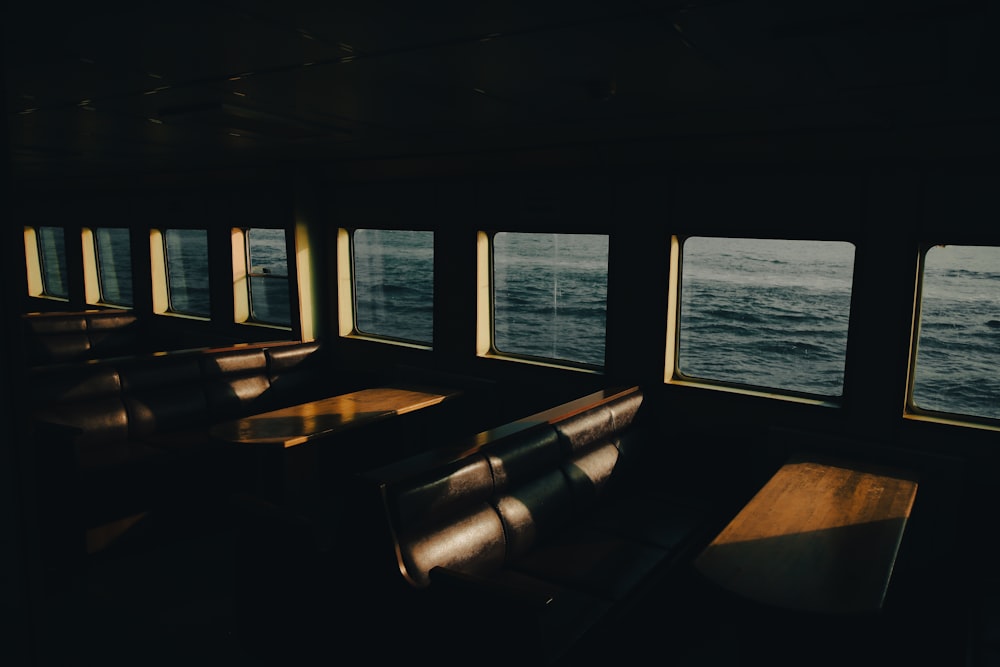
[382,387,644,588]
[28,341,338,446]
[120,354,210,437]
[28,363,129,448]
[22,310,144,366]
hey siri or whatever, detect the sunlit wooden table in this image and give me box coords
[694,455,918,614]
[211,384,462,504]
[210,385,461,447]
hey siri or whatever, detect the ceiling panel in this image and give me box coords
[6,0,1000,182]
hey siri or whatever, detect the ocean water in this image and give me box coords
[492,232,609,366]
[678,237,854,397]
[247,228,291,325]
[95,227,133,306]
[38,226,69,299]
[678,238,1000,421]
[165,229,212,317]
[353,230,435,342]
[351,231,611,365]
[912,244,1000,419]
[355,233,1000,421]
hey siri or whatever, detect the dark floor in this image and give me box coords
[25,489,977,667]
[30,508,252,667]
[562,558,971,667]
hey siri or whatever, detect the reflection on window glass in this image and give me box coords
[678,237,855,396]
[164,229,210,317]
[247,228,290,326]
[912,245,1000,421]
[492,232,608,367]
[95,228,133,307]
[38,226,68,298]
[353,229,433,343]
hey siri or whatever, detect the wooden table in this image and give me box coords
[694,455,918,614]
[210,384,462,505]
[210,385,462,447]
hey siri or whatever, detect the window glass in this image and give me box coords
[912,244,1000,421]
[38,226,68,298]
[247,228,290,326]
[492,232,608,367]
[164,229,210,317]
[95,227,133,307]
[678,237,855,397]
[353,229,433,343]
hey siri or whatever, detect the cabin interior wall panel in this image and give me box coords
[922,162,1000,244]
[606,177,672,386]
[841,167,925,441]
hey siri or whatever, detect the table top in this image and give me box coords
[694,455,919,614]
[209,385,462,448]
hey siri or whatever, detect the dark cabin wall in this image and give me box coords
[8,141,1000,475]
[2,11,33,662]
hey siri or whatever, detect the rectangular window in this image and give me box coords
[350,229,434,344]
[234,227,291,327]
[93,227,133,307]
[675,237,855,397]
[491,232,608,368]
[37,226,69,299]
[911,244,1000,422]
[163,229,210,317]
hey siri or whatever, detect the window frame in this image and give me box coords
[478,229,609,372]
[24,225,70,301]
[231,226,293,329]
[337,226,435,349]
[903,241,1000,430]
[82,226,133,308]
[23,226,45,298]
[150,227,211,320]
[665,234,857,406]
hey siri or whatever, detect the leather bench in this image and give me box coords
[21,310,147,366]
[351,386,713,666]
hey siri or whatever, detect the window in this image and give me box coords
[233,227,291,327]
[24,225,69,299]
[673,237,855,398]
[153,228,210,318]
[489,232,608,368]
[911,244,1000,422]
[84,227,133,307]
[346,229,433,344]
